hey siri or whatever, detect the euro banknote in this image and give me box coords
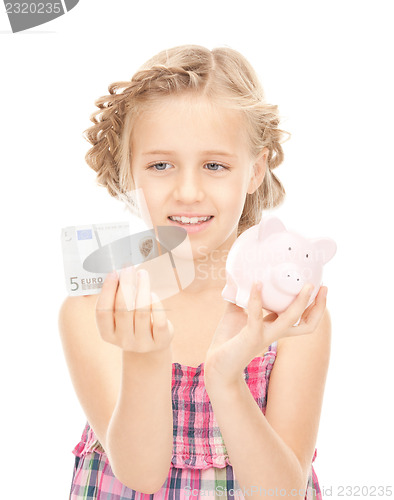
[60,221,195,298]
[61,221,156,296]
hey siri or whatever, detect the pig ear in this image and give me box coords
[258,216,286,240]
[311,238,337,264]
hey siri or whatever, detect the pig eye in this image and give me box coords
[306,253,309,258]
[288,247,291,251]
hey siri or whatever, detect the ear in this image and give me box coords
[310,238,337,264]
[258,216,287,240]
[247,147,269,195]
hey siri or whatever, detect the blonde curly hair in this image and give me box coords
[83,44,290,236]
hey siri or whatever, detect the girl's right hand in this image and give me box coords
[95,267,174,353]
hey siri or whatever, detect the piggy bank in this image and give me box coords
[221,216,337,314]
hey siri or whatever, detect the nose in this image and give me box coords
[172,168,205,203]
[273,262,305,295]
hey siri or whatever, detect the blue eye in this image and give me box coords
[148,162,171,171]
[147,162,228,172]
[205,162,227,171]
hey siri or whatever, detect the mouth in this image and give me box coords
[167,215,214,233]
[167,215,214,225]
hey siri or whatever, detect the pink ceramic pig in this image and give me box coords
[221,216,336,314]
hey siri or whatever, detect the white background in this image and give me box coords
[1,1,393,498]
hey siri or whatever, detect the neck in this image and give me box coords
[175,229,238,295]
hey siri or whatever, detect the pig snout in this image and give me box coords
[272,262,305,295]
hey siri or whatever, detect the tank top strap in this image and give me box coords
[268,340,278,354]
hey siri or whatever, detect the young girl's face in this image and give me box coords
[130,93,266,259]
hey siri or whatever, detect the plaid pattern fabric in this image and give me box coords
[69,341,322,499]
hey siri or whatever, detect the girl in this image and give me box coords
[59,44,330,500]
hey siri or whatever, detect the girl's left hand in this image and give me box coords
[204,282,328,388]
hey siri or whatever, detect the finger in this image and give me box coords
[274,283,314,331]
[295,286,328,334]
[246,281,264,324]
[299,294,317,322]
[95,270,119,338]
[262,311,278,325]
[134,269,154,341]
[243,281,266,347]
[115,266,136,334]
[116,266,136,312]
[151,292,173,343]
[210,300,248,348]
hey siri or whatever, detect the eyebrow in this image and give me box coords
[141,149,238,158]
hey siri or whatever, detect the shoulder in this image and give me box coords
[276,306,331,360]
[58,294,98,332]
[269,306,332,402]
[264,308,331,480]
[59,293,98,312]
[58,294,103,354]
[57,294,122,454]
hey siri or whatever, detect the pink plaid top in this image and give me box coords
[70,341,321,499]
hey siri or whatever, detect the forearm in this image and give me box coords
[106,348,173,493]
[205,376,306,500]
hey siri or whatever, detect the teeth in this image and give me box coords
[169,215,211,223]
